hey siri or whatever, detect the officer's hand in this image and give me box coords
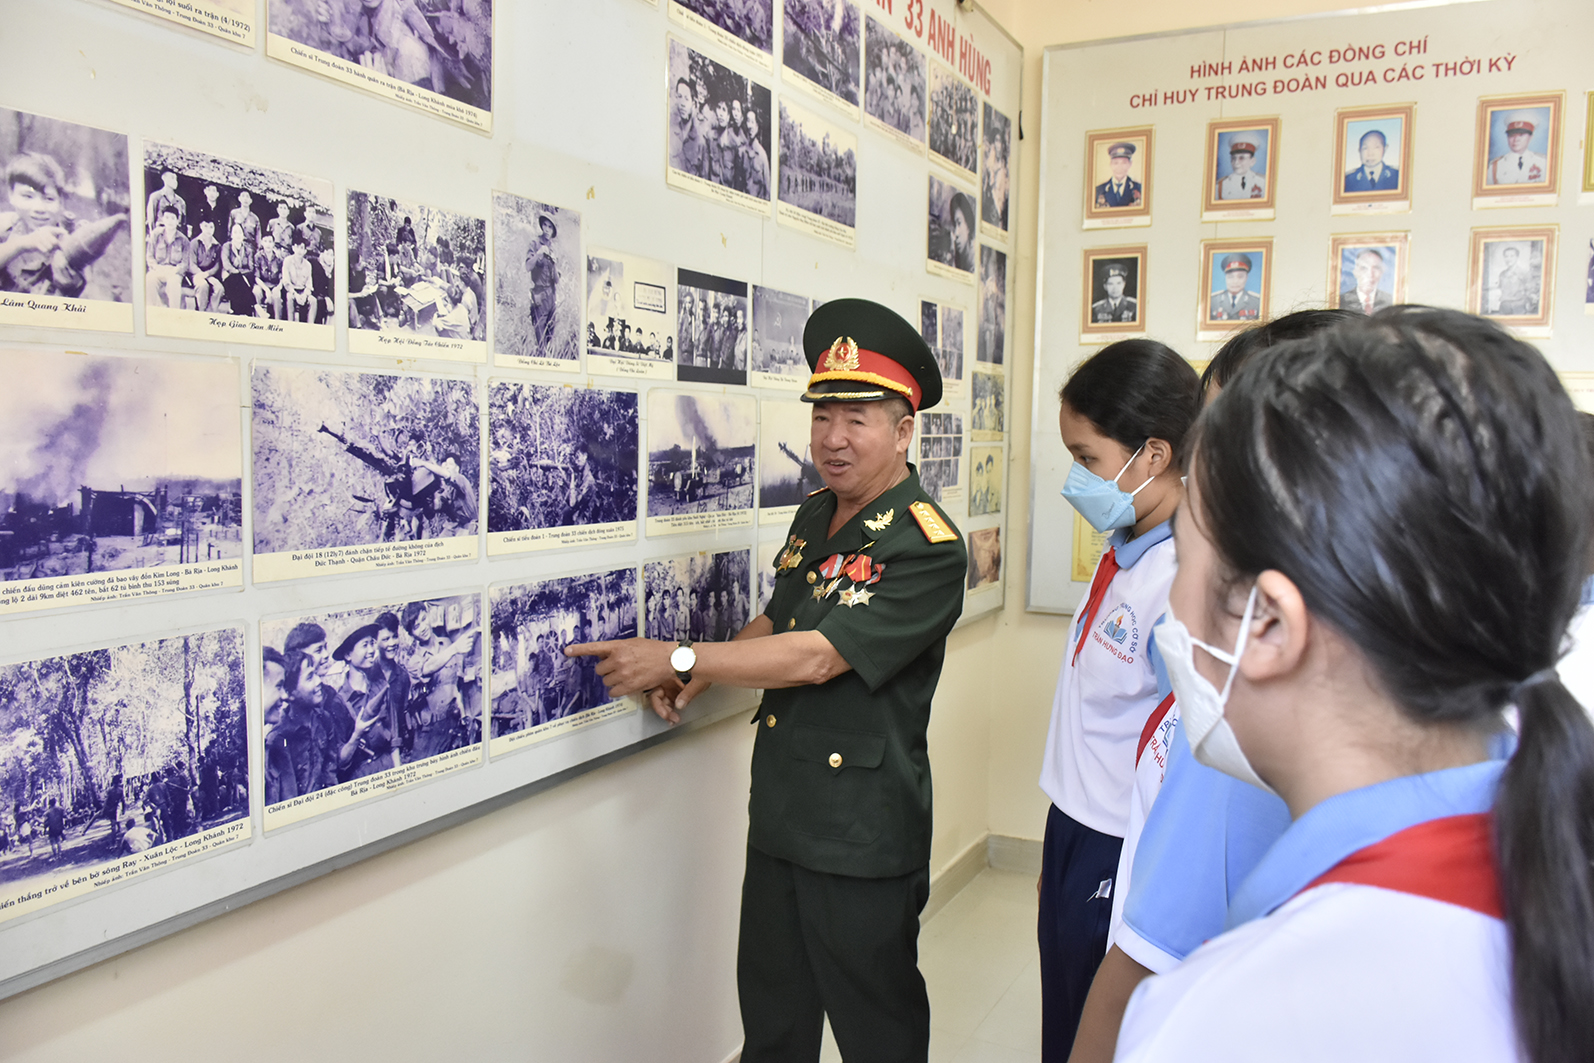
[565,638,672,698]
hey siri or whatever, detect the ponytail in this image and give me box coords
[1498,674,1594,1061]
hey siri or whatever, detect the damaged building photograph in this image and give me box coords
[0,351,243,582]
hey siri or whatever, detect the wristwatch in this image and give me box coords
[670,640,696,685]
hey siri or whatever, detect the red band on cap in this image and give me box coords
[808,345,923,410]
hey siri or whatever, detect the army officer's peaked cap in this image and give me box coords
[802,298,942,412]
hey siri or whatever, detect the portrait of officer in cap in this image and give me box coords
[1094,142,1143,208]
[569,298,967,1062]
[1206,250,1263,322]
[1486,112,1550,186]
[1216,135,1266,200]
[1090,261,1139,324]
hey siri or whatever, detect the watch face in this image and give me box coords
[670,645,695,671]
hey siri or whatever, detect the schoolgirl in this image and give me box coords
[1037,340,1199,1061]
[1117,307,1594,1061]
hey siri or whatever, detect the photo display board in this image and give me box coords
[0,0,1018,995]
[1029,0,1594,614]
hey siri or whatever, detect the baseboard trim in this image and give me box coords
[922,833,989,924]
[987,833,1044,876]
[717,1047,742,1063]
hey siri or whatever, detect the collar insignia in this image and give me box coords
[821,336,860,372]
[863,509,894,532]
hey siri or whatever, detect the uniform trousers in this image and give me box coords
[1038,804,1123,1063]
[738,845,931,1063]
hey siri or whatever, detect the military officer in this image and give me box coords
[1343,128,1400,193]
[1486,117,1548,185]
[1094,142,1143,209]
[1208,253,1262,321]
[1216,137,1265,200]
[1091,263,1138,323]
[1494,245,1535,315]
[570,299,967,1063]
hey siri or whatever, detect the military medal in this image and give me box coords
[775,536,806,573]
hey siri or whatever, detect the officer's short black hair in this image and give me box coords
[1358,129,1387,149]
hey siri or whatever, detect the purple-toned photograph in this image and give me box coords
[863,16,925,143]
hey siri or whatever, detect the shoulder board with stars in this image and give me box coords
[806,486,831,498]
[909,501,957,544]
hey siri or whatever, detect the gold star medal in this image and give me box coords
[838,587,858,607]
[841,586,873,608]
[776,536,806,573]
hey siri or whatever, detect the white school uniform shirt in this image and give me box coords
[1039,522,1175,836]
[1115,761,1516,1063]
[1106,694,1178,952]
[1557,577,1594,720]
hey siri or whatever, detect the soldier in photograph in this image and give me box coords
[1094,142,1142,208]
[188,218,224,312]
[0,152,127,299]
[572,298,966,1061]
[743,108,770,199]
[1343,128,1400,193]
[1207,252,1262,321]
[1216,137,1265,200]
[526,212,560,354]
[1486,116,1548,185]
[1091,263,1138,323]
[145,206,189,309]
[1493,245,1536,315]
[950,191,975,272]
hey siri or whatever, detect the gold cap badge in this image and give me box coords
[821,336,861,372]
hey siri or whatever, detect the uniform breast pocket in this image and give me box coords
[787,725,889,844]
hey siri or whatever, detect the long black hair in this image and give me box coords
[1060,339,1200,465]
[1194,306,1594,1063]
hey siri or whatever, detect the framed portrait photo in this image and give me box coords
[1082,127,1152,229]
[1472,92,1564,208]
[1326,232,1410,316]
[1582,93,1594,201]
[1332,104,1413,214]
[1079,245,1147,343]
[1197,238,1272,338]
[1466,225,1558,335]
[1202,117,1279,221]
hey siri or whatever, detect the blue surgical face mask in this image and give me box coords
[1060,444,1153,532]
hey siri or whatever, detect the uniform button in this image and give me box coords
[806,571,817,584]
[765,714,777,728]
[828,752,842,768]
[787,618,796,630]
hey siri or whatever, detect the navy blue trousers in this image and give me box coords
[1038,804,1123,1063]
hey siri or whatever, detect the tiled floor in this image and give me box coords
[819,867,1042,1062]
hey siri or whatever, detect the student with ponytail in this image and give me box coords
[1037,339,1199,1061]
[1115,307,1594,1062]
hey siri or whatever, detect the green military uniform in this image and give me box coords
[737,298,968,1063]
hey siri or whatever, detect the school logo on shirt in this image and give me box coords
[1093,601,1140,662]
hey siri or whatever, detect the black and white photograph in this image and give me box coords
[981,102,1012,239]
[928,63,979,181]
[969,445,1002,516]
[750,285,812,389]
[586,249,676,381]
[927,173,976,281]
[971,368,1004,441]
[669,0,775,71]
[646,390,756,535]
[0,627,250,922]
[489,569,638,755]
[260,595,482,827]
[0,351,243,615]
[967,526,1001,592]
[1081,246,1146,340]
[759,400,822,519]
[1467,226,1557,332]
[666,38,775,215]
[756,537,780,613]
[676,268,750,385]
[265,0,493,132]
[108,0,256,44]
[917,410,963,504]
[777,99,858,248]
[347,189,486,361]
[251,365,481,581]
[782,0,862,114]
[142,140,335,349]
[0,107,132,333]
[487,382,639,554]
[920,299,966,386]
[862,15,926,148]
[978,244,1006,365]
[644,549,751,643]
[493,191,582,372]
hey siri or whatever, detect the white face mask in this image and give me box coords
[1155,586,1275,794]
